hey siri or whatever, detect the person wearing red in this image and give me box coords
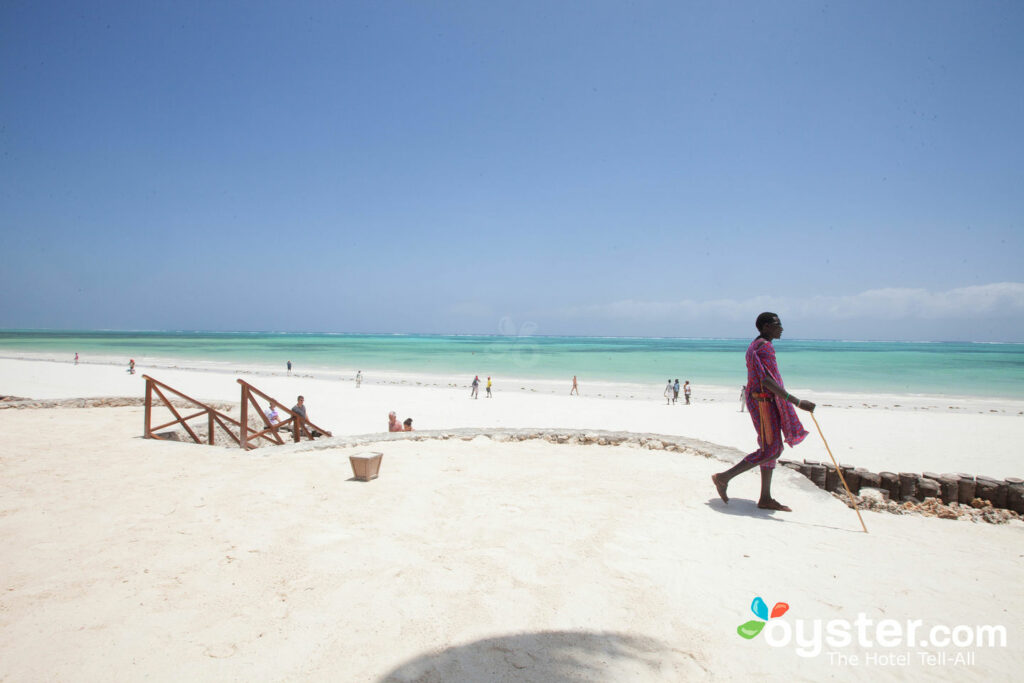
[712,313,815,512]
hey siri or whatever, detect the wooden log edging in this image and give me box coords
[777,459,1024,515]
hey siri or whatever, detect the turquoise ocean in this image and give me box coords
[1,330,1023,400]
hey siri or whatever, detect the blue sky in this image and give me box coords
[2,1,1022,340]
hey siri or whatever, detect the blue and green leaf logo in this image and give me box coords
[737,596,789,639]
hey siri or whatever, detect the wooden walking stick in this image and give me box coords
[810,412,869,534]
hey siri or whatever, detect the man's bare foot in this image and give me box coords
[757,499,792,512]
[712,474,729,504]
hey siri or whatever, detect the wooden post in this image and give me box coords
[808,464,826,489]
[144,378,153,439]
[879,472,900,500]
[208,410,215,445]
[938,475,960,504]
[957,475,976,504]
[240,384,249,450]
[898,473,919,501]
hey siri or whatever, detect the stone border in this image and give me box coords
[286,427,738,462]
[828,491,1020,524]
[0,396,236,411]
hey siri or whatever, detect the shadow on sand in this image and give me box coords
[378,630,707,682]
[705,498,865,534]
[705,497,782,520]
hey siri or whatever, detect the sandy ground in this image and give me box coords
[2,358,1023,680]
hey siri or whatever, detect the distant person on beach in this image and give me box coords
[74,352,79,365]
[471,375,480,399]
[683,381,691,405]
[712,313,815,512]
[388,411,402,432]
[664,379,673,405]
[355,370,362,388]
[128,359,135,375]
[570,376,579,396]
[673,379,680,404]
[403,418,414,431]
[486,377,492,398]
[740,386,747,412]
[287,360,292,373]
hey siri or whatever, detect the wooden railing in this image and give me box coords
[142,376,332,450]
[238,379,332,450]
[142,375,244,446]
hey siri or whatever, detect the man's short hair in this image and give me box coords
[755,312,779,332]
[297,395,304,401]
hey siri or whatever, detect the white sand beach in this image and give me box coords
[4,356,1023,477]
[2,357,1023,680]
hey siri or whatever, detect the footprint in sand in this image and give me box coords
[203,644,236,658]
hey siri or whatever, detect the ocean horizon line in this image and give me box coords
[1,327,1021,345]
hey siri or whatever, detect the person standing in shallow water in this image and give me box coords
[712,313,815,512]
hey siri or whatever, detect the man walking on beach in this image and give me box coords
[664,379,673,405]
[711,313,815,512]
[683,380,691,404]
[287,360,292,373]
[471,375,480,399]
[673,379,680,404]
[486,376,492,398]
[355,370,362,388]
[570,376,579,396]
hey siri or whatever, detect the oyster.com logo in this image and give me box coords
[737,596,789,639]
[734,595,1006,662]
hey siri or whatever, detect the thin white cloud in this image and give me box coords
[558,283,1024,323]
[447,301,495,318]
